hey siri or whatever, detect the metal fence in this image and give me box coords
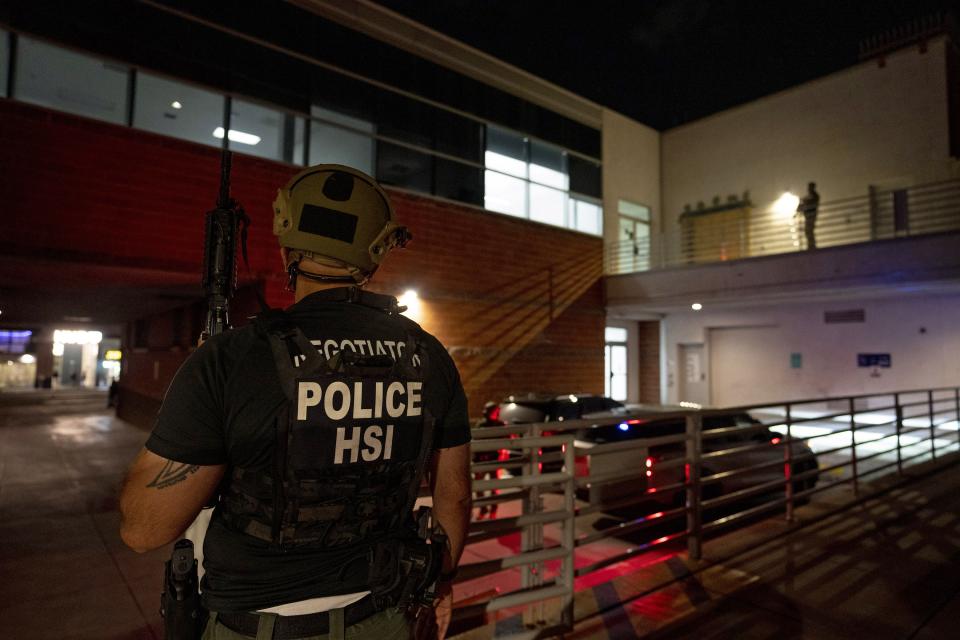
[605,179,960,274]
[450,386,960,638]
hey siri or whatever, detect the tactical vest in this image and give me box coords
[219,292,434,556]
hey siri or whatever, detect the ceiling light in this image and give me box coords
[212,127,261,146]
[691,303,703,311]
[19,354,36,364]
[171,100,182,109]
[53,330,103,345]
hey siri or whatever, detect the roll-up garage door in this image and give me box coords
[709,325,783,407]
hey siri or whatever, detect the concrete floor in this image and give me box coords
[1,389,959,639]
[0,389,166,639]
[562,468,960,640]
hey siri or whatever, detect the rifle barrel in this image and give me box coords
[218,150,232,209]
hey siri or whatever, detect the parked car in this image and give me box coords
[479,393,628,427]
[475,396,819,513]
[574,407,819,512]
[475,393,626,465]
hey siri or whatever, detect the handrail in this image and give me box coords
[453,385,960,636]
[605,177,960,275]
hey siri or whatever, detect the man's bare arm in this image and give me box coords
[119,447,225,553]
[429,442,472,572]
[428,442,471,639]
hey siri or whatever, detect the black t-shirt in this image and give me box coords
[145,288,470,612]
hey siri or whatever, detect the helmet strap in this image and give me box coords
[287,261,367,289]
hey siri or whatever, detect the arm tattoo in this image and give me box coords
[146,460,200,489]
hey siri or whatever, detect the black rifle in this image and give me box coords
[162,150,249,640]
[161,540,202,640]
[201,149,249,340]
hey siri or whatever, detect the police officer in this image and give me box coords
[120,165,472,639]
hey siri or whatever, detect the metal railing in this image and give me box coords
[605,179,960,274]
[453,429,576,638]
[452,386,960,637]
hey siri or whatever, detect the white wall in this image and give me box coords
[662,294,960,406]
[661,38,955,238]
[602,109,661,260]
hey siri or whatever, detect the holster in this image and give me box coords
[368,508,447,612]
[162,540,203,640]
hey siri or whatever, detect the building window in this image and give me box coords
[133,72,225,149]
[14,36,128,125]
[484,169,526,217]
[225,99,289,162]
[434,158,483,206]
[604,326,628,401]
[571,199,602,235]
[618,200,652,272]
[4,32,600,217]
[569,155,602,199]
[530,183,566,226]
[308,105,376,174]
[289,115,307,166]
[0,31,9,98]
[484,125,601,235]
[0,330,32,354]
[376,142,433,193]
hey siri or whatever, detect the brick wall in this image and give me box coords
[1,99,604,422]
[637,321,662,403]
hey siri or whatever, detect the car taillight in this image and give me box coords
[497,448,510,461]
[771,436,782,445]
[575,454,591,478]
[487,405,501,422]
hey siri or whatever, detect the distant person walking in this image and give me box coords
[797,182,820,249]
[107,379,119,408]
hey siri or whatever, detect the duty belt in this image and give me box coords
[216,595,379,639]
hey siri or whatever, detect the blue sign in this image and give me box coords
[858,353,891,368]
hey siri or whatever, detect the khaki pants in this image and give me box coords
[202,607,412,640]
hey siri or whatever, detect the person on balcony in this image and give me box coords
[797,182,820,249]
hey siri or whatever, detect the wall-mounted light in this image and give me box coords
[212,127,261,146]
[171,100,182,110]
[398,290,422,322]
[772,192,800,218]
[52,343,64,357]
[691,303,703,311]
[18,354,36,364]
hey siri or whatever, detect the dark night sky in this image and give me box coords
[378,0,958,129]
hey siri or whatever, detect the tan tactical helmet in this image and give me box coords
[273,164,410,283]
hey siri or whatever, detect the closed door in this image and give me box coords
[679,343,709,405]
